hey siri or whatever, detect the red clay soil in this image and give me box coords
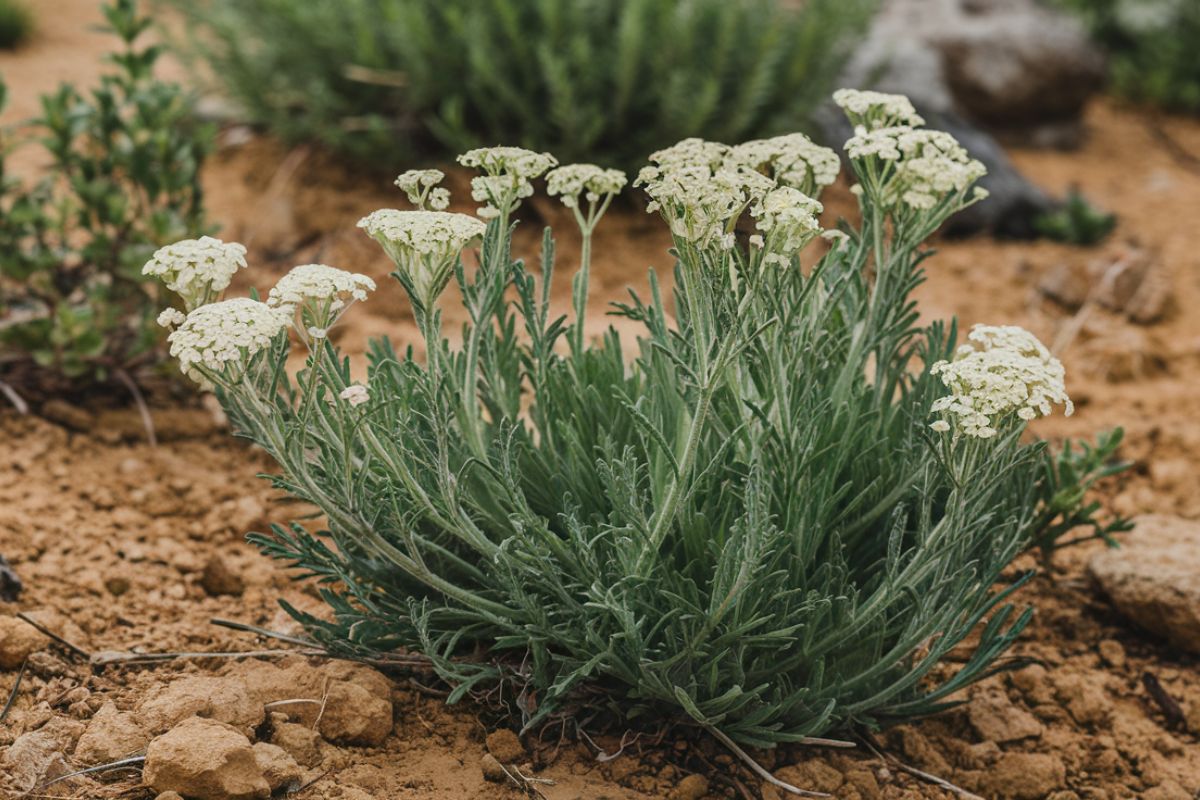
[3,4,1200,799]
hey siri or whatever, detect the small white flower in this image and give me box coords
[339,384,370,407]
[156,308,186,329]
[749,235,765,249]
[142,236,248,310]
[929,420,950,433]
[168,298,291,386]
[930,325,1072,439]
[307,327,327,339]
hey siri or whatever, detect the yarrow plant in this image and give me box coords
[149,90,1124,793]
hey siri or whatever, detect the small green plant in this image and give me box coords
[0,0,33,50]
[1059,0,1200,113]
[166,0,874,170]
[0,0,211,397]
[1031,428,1133,569]
[1034,189,1116,245]
[148,90,1119,791]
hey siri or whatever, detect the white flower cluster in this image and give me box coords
[635,138,783,250]
[394,169,450,211]
[750,187,824,266]
[930,325,1072,439]
[833,88,924,129]
[729,133,840,198]
[268,264,376,312]
[167,297,291,385]
[142,236,248,310]
[457,146,557,218]
[357,209,485,305]
[545,164,627,209]
[845,126,986,210]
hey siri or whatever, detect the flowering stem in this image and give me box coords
[569,227,593,354]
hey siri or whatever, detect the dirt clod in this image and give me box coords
[253,741,304,792]
[73,701,149,765]
[485,728,525,763]
[316,681,392,746]
[967,690,1044,742]
[144,716,270,800]
[0,615,49,669]
[480,752,507,783]
[974,752,1066,799]
[270,720,322,767]
[668,773,710,800]
[200,553,244,596]
[139,675,264,735]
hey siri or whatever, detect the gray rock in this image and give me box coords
[824,0,1106,236]
[1089,515,1200,654]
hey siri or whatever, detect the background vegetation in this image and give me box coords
[0,0,33,50]
[0,0,211,398]
[167,0,874,170]
[1061,0,1200,114]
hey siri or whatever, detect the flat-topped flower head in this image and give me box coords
[457,146,557,218]
[750,187,824,266]
[647,138,730,172]
[930,324,1072,439]
[268,264,376,311]
[357,209,485,309]
[394,169,450,210]
[142,236,248,310]
[546,164,627,208]
[168,297,291,386]
[833,88,924,129]
[729,133,840,198]
[268,264,376,339]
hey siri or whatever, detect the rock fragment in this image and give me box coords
[967,690,1044,742]
[138,676,264,735]
[143,717,269,800]
[1089,515,1200,654]
[74,701,150,765]
[0,615,49,669]
[315,681,392,746]
[485,728,526,763]
[252,742,303,792]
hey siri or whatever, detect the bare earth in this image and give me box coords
[2,4,1200,799]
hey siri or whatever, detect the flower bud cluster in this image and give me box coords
[750,187,824,266]
[457,146,557,218]
[728,133,840,198]
[545,164,627,209]
[833,88,925,129]
[268,264,376,312]
[394,169,450,211]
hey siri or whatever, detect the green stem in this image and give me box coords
[570,228,593,354]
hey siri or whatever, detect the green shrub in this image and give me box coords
[148,91,1119,782]
[1060,0,1200,113]
[1034,189,1116,245]
[0,0,33,50]
[0,0,211,396]
[166,0,874,170]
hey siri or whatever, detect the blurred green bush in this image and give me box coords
[0,0,33,50]
[167,0,874,170]
[1060,0,1200,113]
[0,0,211,398]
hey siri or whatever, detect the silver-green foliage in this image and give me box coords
[181,116,1063,749]
[166,0,873,170]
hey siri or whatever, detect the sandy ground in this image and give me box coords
[3,3,1200,799]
